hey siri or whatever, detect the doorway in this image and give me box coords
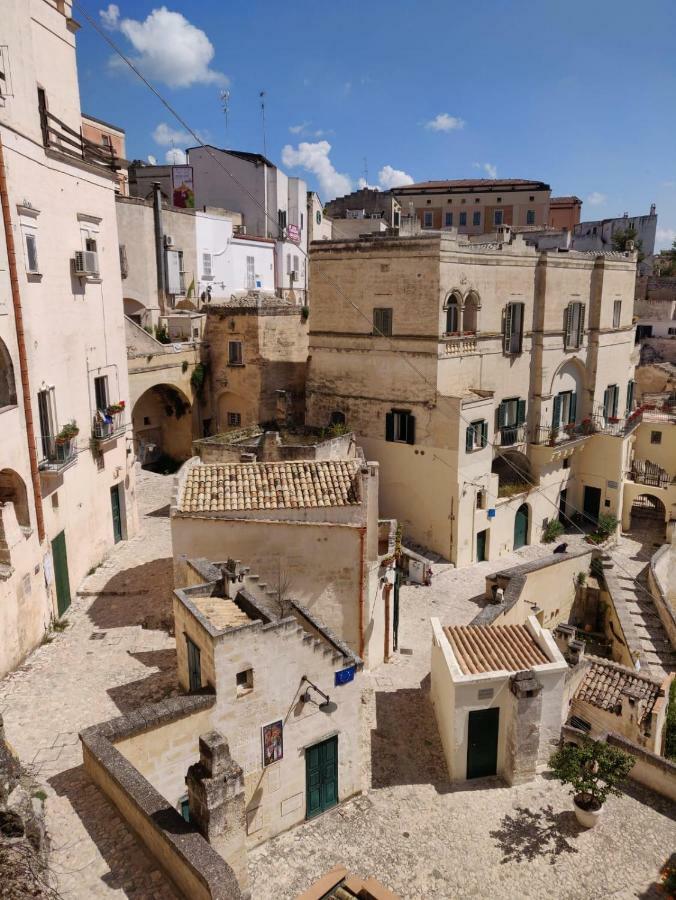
[51,531,71,617]
[583,486,602,527]
[476,529,488,563]
[558,489,568,525]
[513,504,529,550]
[467,707,499,779]
[306,735,338,819]
[110,484,123,544]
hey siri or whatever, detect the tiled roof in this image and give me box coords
[574,660,663,723]
[396,178,550,192]
[179,460,361,513]
[444,624,550,675]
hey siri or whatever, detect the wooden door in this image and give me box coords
[467,707,499,779]
[51,531,71,617]
[583,486,601,526]
[476,529,487,562]
[306,735,338,818]
[513,504,529,549]
[110,484,122,543]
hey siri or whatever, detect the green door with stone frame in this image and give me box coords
[51,530,71,617]
[306,735,338,818]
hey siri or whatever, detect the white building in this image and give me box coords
[0,0,136,676]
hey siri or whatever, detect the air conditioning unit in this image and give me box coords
[289,270,298,282]
[164,234,174,248]
[74,249,99,276]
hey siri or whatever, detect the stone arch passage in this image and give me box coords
[0,469,30,528]
[492,450,533,499]
[0,338,17,411]
[132,384,192,469]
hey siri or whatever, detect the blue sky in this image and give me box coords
[76,1,676,248]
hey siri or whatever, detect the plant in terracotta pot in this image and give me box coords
[549,739,634,828]
[55,421,79,444]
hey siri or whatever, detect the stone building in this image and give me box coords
[81,557,364,898]
[307,191,333,243]
[573,207,658,275]
[430,616,568,783]
[171,450,397,668]
[324,188,401,228]
[0,0,137,676]
[393,178,551,235]
[81,113,128,195]
[305,228,639,565]
[548,196,582,231]
[621,408,676,541]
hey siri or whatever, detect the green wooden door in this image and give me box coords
[467,707,499,779]
[51,531,71,617]
[514,504,529,550]
[306,735,338,819]
[110,484,122,544]
[476,529,487,562]
[583,486,601,526]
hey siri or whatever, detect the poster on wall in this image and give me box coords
[261,720,283,767]
[172,165,195,208]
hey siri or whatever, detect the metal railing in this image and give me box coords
[38,435,78,471]
[628,459,672,489]
[494,423,528,447]
[92,411,125,440]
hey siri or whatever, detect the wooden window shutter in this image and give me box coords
[552,394,562,428]
[564,304,574,347]
[515,303,525,353]
[385,411,394,442]
[497,402,507,429]
[611,385,619,417]
[577,303,585,346]
[503,304,513,352]
[626,380,634,413]
[481,421,488,448]
[569,392,577,423]
[466,425,474,452]
[406,414,416,445]
[517,399,526,426]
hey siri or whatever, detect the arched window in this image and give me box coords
[463,292,480,334]
[329,410,346,427]
[444,293,462,334]
[0,339,17,411]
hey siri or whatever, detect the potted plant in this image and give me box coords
[105,400,126,416]
[549,739,634,828]
[55,421,79,444]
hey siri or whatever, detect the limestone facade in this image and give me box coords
[306,230,639,564]
[0,0,137,676]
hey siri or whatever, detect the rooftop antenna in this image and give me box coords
[219,89,230,146]
[260,90,267,158]
[363,157,368,187]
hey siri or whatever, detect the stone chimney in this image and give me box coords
[186,732,249,897]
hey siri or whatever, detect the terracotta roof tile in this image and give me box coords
[179,460,361,513]
[443,624,549,675]
[574,660,663,723]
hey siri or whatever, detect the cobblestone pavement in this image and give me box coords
[0,469,178,899]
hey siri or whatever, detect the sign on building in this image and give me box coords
[172,166,195,208]
[287,224,300,244]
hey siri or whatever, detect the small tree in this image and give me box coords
[549,739,634,811]
[611,225,644,262]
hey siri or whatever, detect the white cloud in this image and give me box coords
[656,228,676,250]
[473,161,497,179]
[165,147,187,164]
[282,141,352,200]
[357,178,376,190]
[103,5,228,89]
[425,113,465,132]
[99,3,120,29]
[587,191,607,206]
[152,122,190,146]
[289,122,309,134]
[662,180,676,188]
[147,154,157,165]
[377,165,414,189]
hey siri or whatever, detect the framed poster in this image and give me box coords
[262,720,283,767]
[172,165,195,208]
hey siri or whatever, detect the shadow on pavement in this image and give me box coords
[107,649,179,714]
[489,804,581,864]
[87,558,174,632]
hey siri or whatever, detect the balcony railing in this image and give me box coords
[441,333,477,355]
[39,97,120,173]
[38,436,78,472]
[92,411,125,441]
[495,423,528,447]
[628,459,672,489]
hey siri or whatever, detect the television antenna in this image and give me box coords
[219,90,230,145]
[260,90,267,158]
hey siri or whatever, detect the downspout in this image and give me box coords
[358,526,366,660]
[0,134,45,543]
[152,182,166,313]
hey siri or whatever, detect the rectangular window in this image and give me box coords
[552,390,577,428]
[445,212,453,227]
[119,244,128,279]
[526,209,535,225]
[293,254,299,275]
[603,384,619,421]
[459,211,467,227]
[228,341,243,366]
[498,397,526,429]
[236,668,254,696]
[278,209,287,233]
[24,232,39,273]
[494,210,504,226]
[472,211,481,227]
[465,420,488,452]
[503,302,524,354]
[650,430,662,445]
[246,255,255,290]
[373,307,393,336]
[564,302,585,349]
[94,375,109,412]
[423,211,433,228]
[613,300,622,328]
[626,379,635,414]
[227,412,241,427]
[186,637,202,692]
[669,327,676,336]
[202,252,213,278]
[385,409,415,445]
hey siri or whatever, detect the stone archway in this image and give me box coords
[492,450,533,499]
[0,338,17,411]
[0,469,30,529]
[132,384,193,468]
[630,493,667,541]
[123,297,147,325]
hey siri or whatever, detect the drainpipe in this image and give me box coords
[152,182,166,313]
[0,134,45,543]
[358,526,366,659]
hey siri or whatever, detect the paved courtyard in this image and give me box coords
[0,470,673,899]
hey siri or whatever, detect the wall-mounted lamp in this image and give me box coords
[300,676,337,714]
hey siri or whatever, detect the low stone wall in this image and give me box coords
[603,569,644,668]
[648,544,676,649]
[80,695,242,900]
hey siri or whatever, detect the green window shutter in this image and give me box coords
[626,380,634,413]
[552,394,562,428]
[406,414,416,445]
[497,402,507,429]
[503,305,513,352]
[564,304,574,348]
[578,304,586,346]
[514,303,525,353]
[516,399,526,425]
[385,411,394,442]
[481,421,488,448]
[466,425,474,452]
[569,391,577,423]
[611,385,619,417]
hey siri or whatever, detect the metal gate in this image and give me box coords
[631,494,666,521]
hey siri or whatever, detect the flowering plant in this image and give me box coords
[106,400,126,416]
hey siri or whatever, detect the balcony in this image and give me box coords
[92,411,126,447]
[494,423,528,448]
[441,333,477,356]
[38,435,78,473]
[530,420,597,447]
[39,97,121,174]
[627,460,672,489]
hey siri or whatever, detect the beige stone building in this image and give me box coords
[0,0,136,676]
[171,446,397,667]
[306,229,640,565]
[81,112,128,195]
[622,408,676,539]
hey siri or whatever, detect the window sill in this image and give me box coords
[236,687,254,698]
[26,272,43,282]
[0,404,18,415]
[227,362,245,367]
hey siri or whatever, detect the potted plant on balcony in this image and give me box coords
[549,739,634,828]
[55,421,79,445]
[105,400,126,417]
[548,427,558,446]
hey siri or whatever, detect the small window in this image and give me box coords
[385,409,415,445]
[143,416,150,426]
[529,195,535,202]
[202,252,213,278]
[227,412,241,427]
[316,210,322,225]
[179,797,190,822]
[246,255,255,290]
[497,197,502,202]
[668,327,676,336]
[494,210,504,226]
[459,211,467,227]
[119,244,128,279]
[426,199,431,205]
[650,430,662,445]
[465,420,488,452]
[25,232,39,274]
[228,341,243,365]
[526,209,535,225]
[564,302,585,349]
[101,133,111,147]
[236,668,254,696]
[373,307,393,336]
[474,197,480,204]
[445,212,453,227]
[613,300,621,329]
[85,236,97,253]
[603,384,619,421]
[329,410,346,427]
[461,198,466,204]
[472,211,480,226]
[423,211,433,228]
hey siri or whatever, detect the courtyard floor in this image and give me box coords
[0,470,673,899]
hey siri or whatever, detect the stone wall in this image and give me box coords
[648,543,676,649]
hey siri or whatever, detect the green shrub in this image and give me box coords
[190,362,207,394]
[154,323,170,344]
[542,519,565,543]
[576,571,587,586]
[665,678,676,761]
[597,513,619,537]
[301,305,309,321]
